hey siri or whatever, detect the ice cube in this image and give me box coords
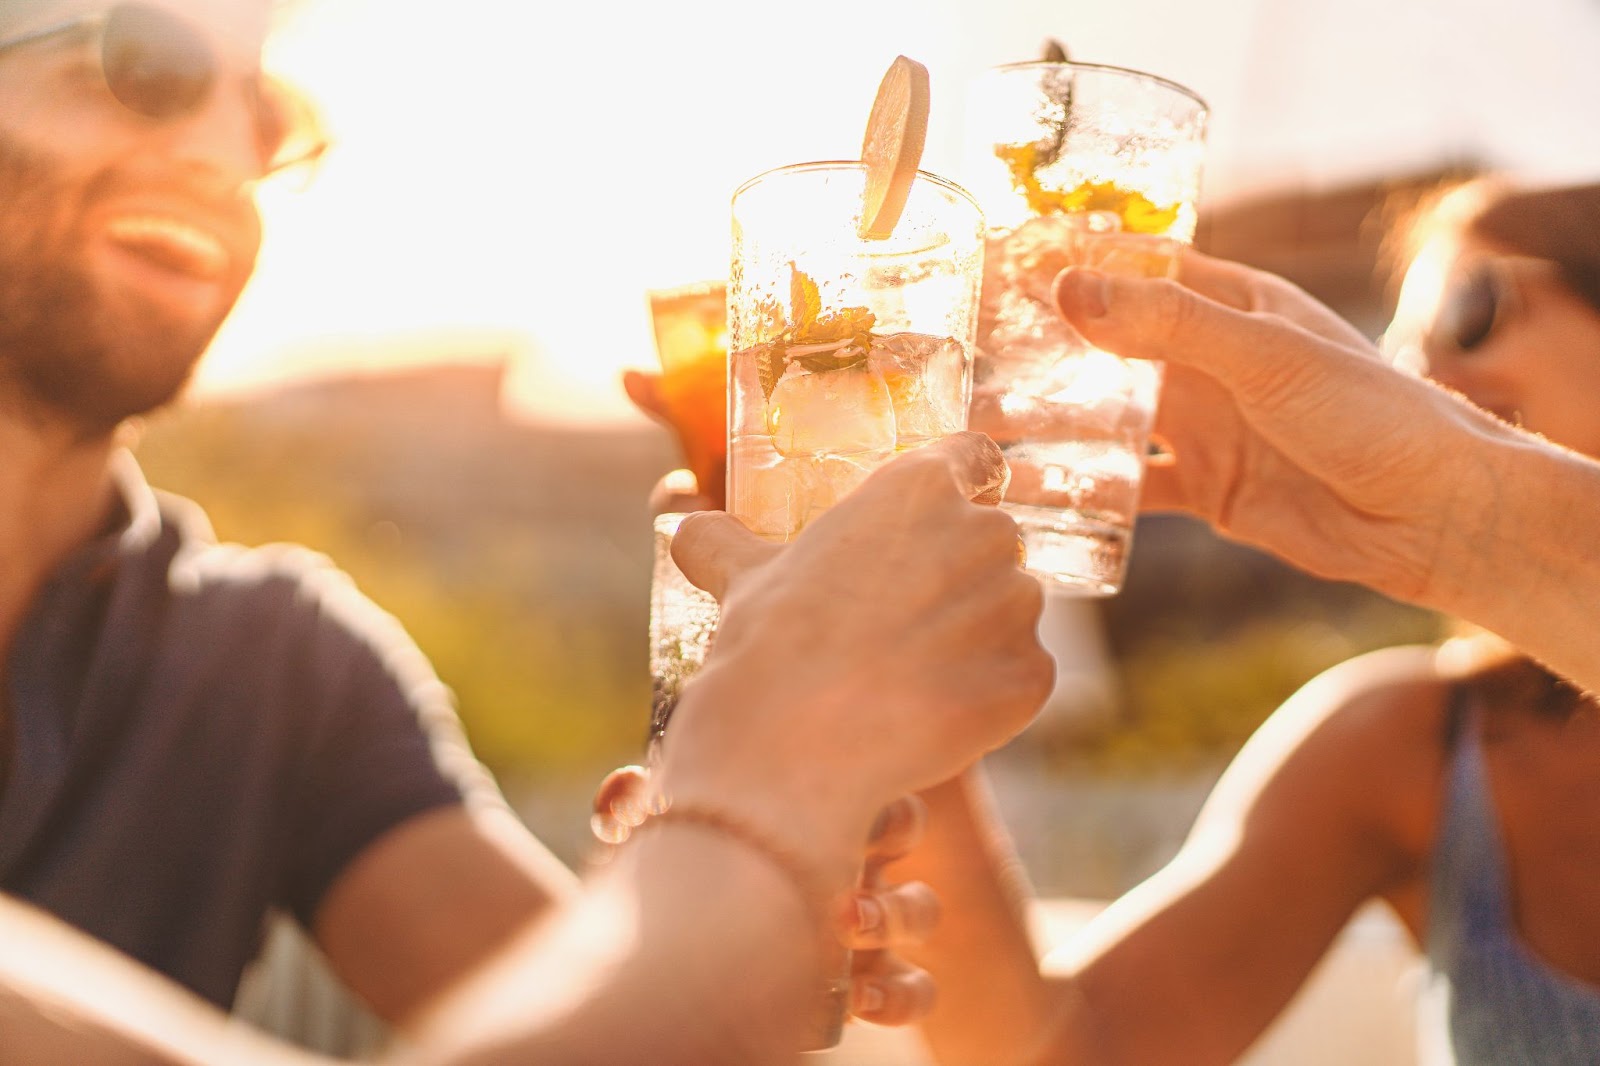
[729,342,778,438]
[869,332,968,444]
[728,436,807,541]
[799,453,879,515]
[766,362,896,460]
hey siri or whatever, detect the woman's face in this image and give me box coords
[1389,230,1600,458]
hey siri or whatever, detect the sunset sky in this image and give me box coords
[196,0,1600,424]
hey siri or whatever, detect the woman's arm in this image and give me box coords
[896,646,1443,1066]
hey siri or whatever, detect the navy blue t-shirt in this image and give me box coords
[0,455,496,1009]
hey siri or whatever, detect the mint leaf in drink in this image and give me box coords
[789,262,822,333]
[765,263,878,388]
[793,346,870,376]
[755,342,785,402]
[802,306,877,346]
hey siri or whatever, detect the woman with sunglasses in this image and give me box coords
[893,182,1600,1066]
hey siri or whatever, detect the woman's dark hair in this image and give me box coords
[1440,630,1595,721]
[1381,178,1600,317]
[1470,183,1600,315]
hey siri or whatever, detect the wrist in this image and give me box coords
[1412,412,1517,613]
[650,660,877,892]
[1439,427,1600,690]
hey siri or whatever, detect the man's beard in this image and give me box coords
[0,135,255,438]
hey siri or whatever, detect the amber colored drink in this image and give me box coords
[648,281,729,504]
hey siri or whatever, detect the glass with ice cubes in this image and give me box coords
[727,161,985,543]
[963,63,1207,594]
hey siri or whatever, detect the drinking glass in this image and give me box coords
[647,512,719,744]
[646,160,984,1050]
[647,281,729,505]
[964,62,1207,594]
[726,161,985,542]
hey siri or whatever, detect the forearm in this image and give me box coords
[892,769,1094,1066]
[0,897,330,1066]
[410,822,827,1066]
[1432,425,1600,692]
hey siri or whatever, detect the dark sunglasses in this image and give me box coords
[0,2,327,179]
[1427,265,1510,355]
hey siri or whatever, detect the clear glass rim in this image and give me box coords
[984,60,1209,115]
[731,159,983,218]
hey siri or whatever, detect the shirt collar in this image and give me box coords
[57,450,164,588]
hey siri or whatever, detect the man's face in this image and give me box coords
[0,0,273,436]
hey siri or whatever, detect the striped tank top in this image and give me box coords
[1422,691,1600,1063]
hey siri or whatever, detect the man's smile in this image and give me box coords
[103,213,230,281]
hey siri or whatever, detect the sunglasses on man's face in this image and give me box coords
[0,2,327,180]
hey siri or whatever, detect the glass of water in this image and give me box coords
[963,62,1207,594]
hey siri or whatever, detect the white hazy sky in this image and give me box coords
[197,0,1600,424]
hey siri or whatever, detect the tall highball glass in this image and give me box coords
[964,62,1207,594]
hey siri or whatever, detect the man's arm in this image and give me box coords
[0,814,839,1066]
[312,803,580,1025]
[1055,255,1600,693]
[897,647,1441,1066]
[0,434,1051,1066]
[0,895,332,1066]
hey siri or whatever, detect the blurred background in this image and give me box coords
[140,0,1599,935]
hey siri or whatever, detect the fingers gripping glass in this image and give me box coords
[0,3,327,180]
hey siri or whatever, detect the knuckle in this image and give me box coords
[868,795,926,854]
[896,881,942,937]
[1152,277,1198,344]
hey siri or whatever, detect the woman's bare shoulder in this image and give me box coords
[1198,644,1452,873]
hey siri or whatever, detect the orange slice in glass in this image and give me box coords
[858,55,930,240]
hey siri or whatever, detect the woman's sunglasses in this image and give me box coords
[0,2,327,179]
[1426,265,1512,355]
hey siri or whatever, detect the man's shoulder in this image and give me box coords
[152,491,377,621]
[143,491,423,688]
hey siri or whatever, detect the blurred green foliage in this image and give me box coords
[1039,516,1447,773]
[137,384,1447,791]
[1082,603,1444,772]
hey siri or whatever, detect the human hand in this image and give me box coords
[652,431,1050,882]
[1054,250,1515,606]
[841,795,941,1026]
[593,771,940,1027]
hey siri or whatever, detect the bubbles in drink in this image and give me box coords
[649,514,719,740]
[972,182,1186,594]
